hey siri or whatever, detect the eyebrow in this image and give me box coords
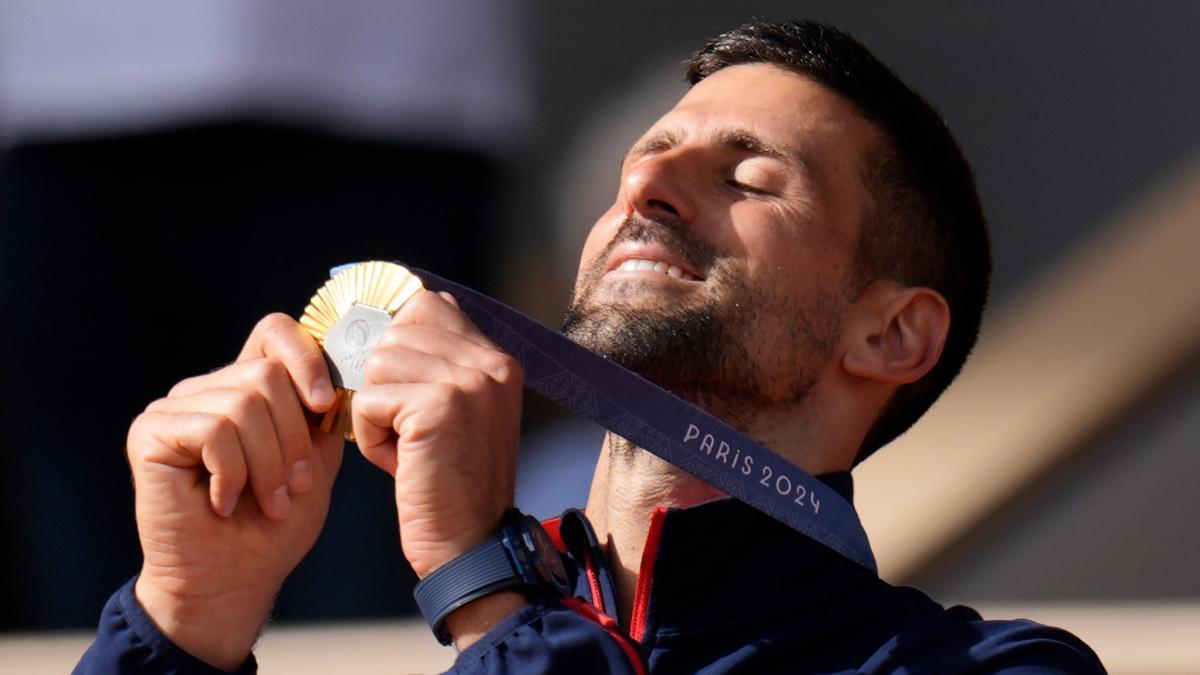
[623,126,806,169]
[626,127,685,160]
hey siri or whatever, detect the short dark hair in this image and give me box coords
[686,20,991,462]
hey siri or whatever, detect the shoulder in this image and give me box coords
[861,605,1107,674]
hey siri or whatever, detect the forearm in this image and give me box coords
[75,577,258,675]
[134,576,272,672]
[445,591,530,651]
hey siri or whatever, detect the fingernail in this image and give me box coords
[288,460,313,493]
[270,485,291,519]
[311,379,335,408]
[216,491,237,518]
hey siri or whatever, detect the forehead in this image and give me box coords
[669,63,873,137]
[639,64,880,244]
[639,63,880,181]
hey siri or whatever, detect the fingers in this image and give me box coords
[230,297,476,417]
[130,411,247,518]
[354,347,521,474]
[349,384,407,475]
[387,292,520,390]
[353,293,522,473]
[170,359,315,494]
[351,382,457,475]
[146,390,292,519]
[436,291,460,309]
[352,293,525,580]
[367,331,513,387]
[239,313,336,412]
[393,291,494,350]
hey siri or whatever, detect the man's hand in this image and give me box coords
[127,313,343,670]
[352,291,524,603]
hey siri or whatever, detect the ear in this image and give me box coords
[842,283,950,386]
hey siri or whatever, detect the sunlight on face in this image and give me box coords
[566,64,883,419]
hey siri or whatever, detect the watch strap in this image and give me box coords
[413,525,524,645]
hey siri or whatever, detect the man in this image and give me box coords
[76,20,1105,674]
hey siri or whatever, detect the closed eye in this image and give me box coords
[726,178,774,196]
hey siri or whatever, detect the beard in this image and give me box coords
[562,216,844,431]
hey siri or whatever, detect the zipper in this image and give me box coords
[628,506,668,642]
[582,546,606,612]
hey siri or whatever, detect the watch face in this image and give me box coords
[534,528,570,591]
[514,517,570,595]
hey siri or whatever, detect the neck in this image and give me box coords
[584,433,725,626]
[581,388,863,627]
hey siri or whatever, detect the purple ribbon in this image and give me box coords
[333,264,877,572]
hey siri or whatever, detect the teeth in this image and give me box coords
[616,258,696,280]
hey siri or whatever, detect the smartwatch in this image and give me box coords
[413,509,571,645]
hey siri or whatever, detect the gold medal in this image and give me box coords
[300,261,423,438]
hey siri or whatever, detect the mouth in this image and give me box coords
[613,258,701,281]
[604,244,706,282]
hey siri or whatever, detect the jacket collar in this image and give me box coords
[634,472,877,638]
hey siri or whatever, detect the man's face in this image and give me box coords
[564,64,881,423]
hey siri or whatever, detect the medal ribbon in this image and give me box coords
[333,264,877,572]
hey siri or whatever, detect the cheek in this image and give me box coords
[735,205,852,284]
[726,212,802,277]
[577,203,626,270]
[573,215,619,294]
[575,229,606,283]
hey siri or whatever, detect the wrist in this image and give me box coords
[134,574,274,671]
[410,529,497,581]
[413,509,570,646]
[444,590,530,651]
[407,512,508,581]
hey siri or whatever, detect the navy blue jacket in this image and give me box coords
[76,473,1106,673]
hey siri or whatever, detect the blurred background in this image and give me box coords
[1,1,1198,673]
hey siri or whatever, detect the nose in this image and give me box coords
[622,151,697,223]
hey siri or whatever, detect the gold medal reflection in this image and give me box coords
[300,261,424,438]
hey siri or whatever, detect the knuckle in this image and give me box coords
[167,376,198,398]
[437,291,461,309]
[227,389,264,419]
[362,350,388,382]
[348,385,377,413]
[126,413,155,455]
[486,352,521,385]
[377,325,406,349]
[203,413,237,443]
[403,291,436,321]
[432,382,465,406]
[143,396,170,414]
[246,357,285,386]
[411,290,436,309]
[465,369,491,392]
[299,345,325,369]
[257,312,295,334]
[282,427,312,456]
